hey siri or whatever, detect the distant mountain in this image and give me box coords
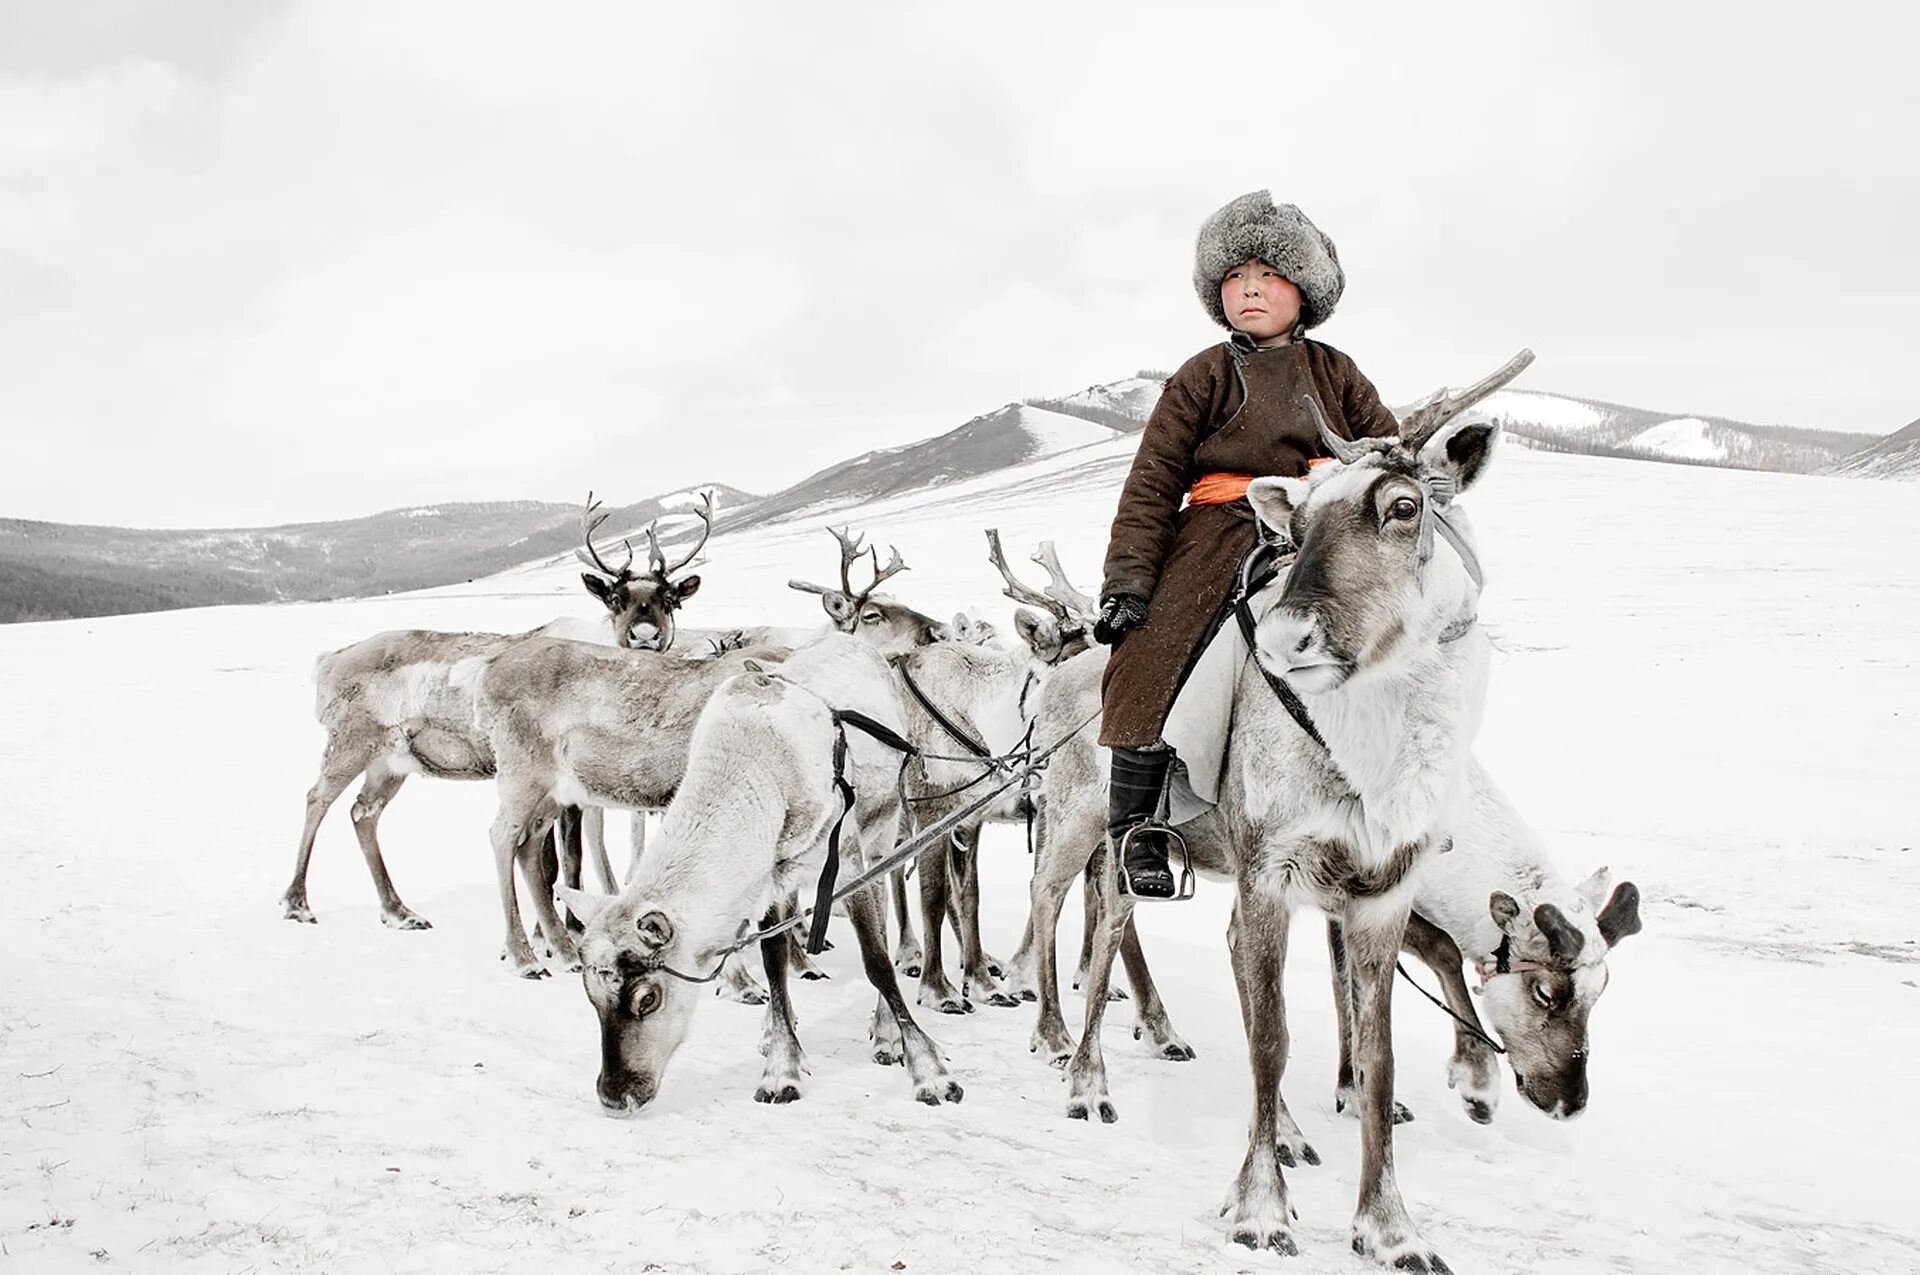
[729,402,1121,528]
[1025,373,1169,433]
[1465,389,1878,475]
[1819,418,1920,481]
[0,485,756,624]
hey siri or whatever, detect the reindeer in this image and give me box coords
[891,603,1064,1015]
[539,636,966,1110]
[279,495,709,929]
[1026,354,1539,1268]
[894,532,1095,1015]
[607,526,970,911]
[1341,764,1642,1126]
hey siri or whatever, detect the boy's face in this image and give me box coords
[1221,258,1302,341]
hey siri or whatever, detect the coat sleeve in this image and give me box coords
[1100,363,1210,601]
[1338,354,1401,440]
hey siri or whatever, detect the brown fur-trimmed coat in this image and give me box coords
[1098,336,1399,748]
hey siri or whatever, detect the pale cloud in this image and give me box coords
[0,0,1915,527]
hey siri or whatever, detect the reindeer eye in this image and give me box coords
[1532,983,1555,1011]
[1387,496,1420,522]
[631,984,663,1017]
[860,611,882,624]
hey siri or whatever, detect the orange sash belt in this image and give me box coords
[1187,460,1333,506]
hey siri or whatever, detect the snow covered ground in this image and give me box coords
[3,442,1918,1273]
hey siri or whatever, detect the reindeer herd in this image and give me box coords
[279,356,1643,1271]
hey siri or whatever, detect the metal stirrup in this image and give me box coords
[1114,820,1195,902]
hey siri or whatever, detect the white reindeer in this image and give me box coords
[547,636,966,1109]
[279,495,709,928]
[1029,355,1537,1269]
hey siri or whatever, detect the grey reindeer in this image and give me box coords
[280,494,710,931]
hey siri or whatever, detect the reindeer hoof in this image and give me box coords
[282,899,317,924]
[1017,988,1037,1003]
[1393,1102,1415,1125]
[1066,1099,1118,1123]
[754,1084,802,1104]
[798,968,830,981]
[1275,1138,1320,1168]
[1463,1098,1493,1125]
[517,965,550,981]
[382,911,432,931]
[984,991,1021,1009]
[1389,1256,1450,1274]
[1232,1227,1298,1256]
[915,1080,963,1106]
[1160,1042,1197,1062]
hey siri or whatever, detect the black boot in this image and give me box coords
[1109,747,1186,902]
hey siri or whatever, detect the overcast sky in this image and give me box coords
[2,1,1915,528]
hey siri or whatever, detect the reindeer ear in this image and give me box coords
[634,910,675,952]
[556,885,613,927]
[820,592,856,627]
[1576,866,1612,912]
[1596,882,1643,948]
[581,573,615,602]
[1532,903,1587,966]
[1013,608,1062,664]
[674,574,701,600]
[1418,419,1500,493]
[1489,891,1522,933]
[1245,476,1308,544]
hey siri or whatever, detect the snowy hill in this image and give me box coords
[1820,416,1920,480]
[3,437,1915,1274]
[1469,388,1877,474]
[726,401,1120,529]
[1028,373,1169,432]
[0,485,757,624]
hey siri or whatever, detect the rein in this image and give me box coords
[1393,960,1508,1055]
[647,703,1101,985]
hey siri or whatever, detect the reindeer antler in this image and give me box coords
[1397,349,1536,453]
[643,490,715,581]
[986,529,1068,618]
[574,491,635,580]
[787,524,909,602]
[1030,541,1098,620]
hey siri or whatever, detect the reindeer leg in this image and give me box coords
[281,735,373,923]
[754,917,807,1104]
[556,807,587,935]
[584,807,618,894]
[346,760,430,930]
[1021,797,1095,1063]
[517,815,581,970]
[1118,915,1194,1061]
[626,809,648,883]
[489,789,551,979]
[954,829,1016,1007]
[890,868,922,978]
[1405,912,1499,1124]
[844,837,962,1105]
[915,842,970,1014]
[786,927,830,981]
[1064,843,1129,1122]
[1074,857,1128,1002]
[1219,888,1299,1254]
[1346,901,1448,1272]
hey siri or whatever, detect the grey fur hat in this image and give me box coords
[1193,190,1345,331]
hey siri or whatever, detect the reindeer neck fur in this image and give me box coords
[1413,761,1607,971]
[897,643,1034,753]
[1227,555,1490,889]
[624,634,907,957]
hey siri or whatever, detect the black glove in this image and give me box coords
[1093,594,1149,646]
